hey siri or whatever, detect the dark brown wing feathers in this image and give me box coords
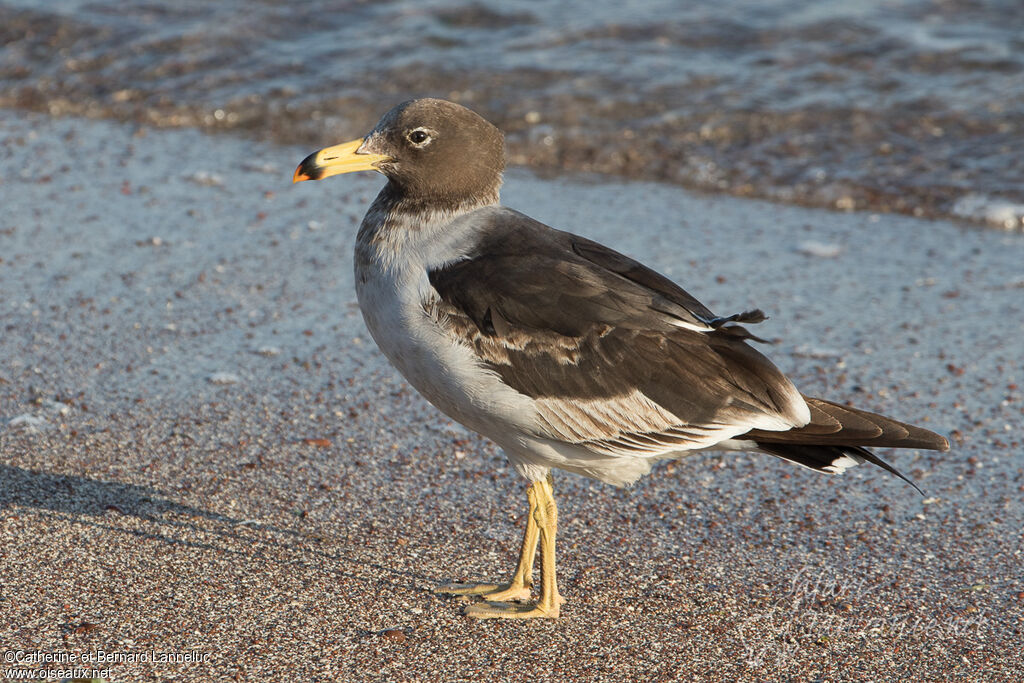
[429,208,809,429]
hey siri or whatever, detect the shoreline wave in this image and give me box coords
[2,1,1021,230]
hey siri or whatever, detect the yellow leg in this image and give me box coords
[435,482,540,602]
[464,474,563,619]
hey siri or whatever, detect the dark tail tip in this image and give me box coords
[756,441,924,495]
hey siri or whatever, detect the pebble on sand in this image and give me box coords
[381,629,407,643]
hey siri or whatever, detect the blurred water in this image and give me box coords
[2,0,1022,227]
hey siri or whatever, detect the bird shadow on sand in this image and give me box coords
[0,464,435,595]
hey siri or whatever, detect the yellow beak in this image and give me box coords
[292,138,390,183]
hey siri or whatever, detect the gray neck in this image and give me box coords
[358,182,499,244]
[356,183,501,271]
[373,180,500,217]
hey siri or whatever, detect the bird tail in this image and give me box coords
[753,442,923,494]
[747,396,949,494]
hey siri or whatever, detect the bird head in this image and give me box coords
[294,98,505,205]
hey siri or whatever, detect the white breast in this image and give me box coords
[353,211,537,444]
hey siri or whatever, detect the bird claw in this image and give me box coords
[464,599,560,620]
[435,581,532,603]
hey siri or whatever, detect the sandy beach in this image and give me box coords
[1,110,1022,681]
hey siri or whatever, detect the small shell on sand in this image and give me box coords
[7,414,47,432]
[796,241,843,258]
[792,345,844,359]
[184,170,225,187]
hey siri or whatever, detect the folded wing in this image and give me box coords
[427,207,811,458]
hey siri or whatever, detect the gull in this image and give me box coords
[293,98,949,619]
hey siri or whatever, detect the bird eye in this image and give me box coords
[407,129,430,145]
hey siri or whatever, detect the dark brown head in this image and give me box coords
[294,99,505,206]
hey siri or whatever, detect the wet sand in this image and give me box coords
[1,111,1022,681]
